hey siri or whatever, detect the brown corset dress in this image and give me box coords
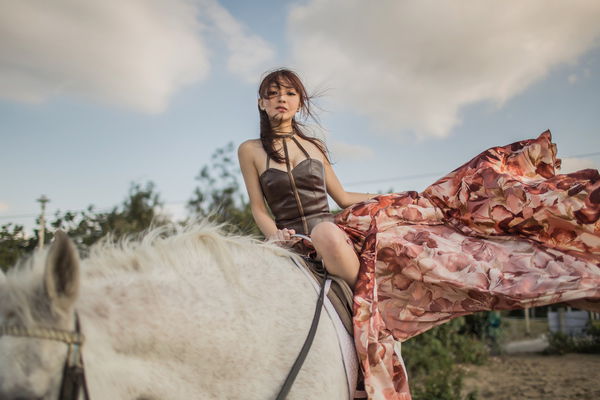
[259,134,333,236]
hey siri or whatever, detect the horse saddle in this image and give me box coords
[298,256,354,336]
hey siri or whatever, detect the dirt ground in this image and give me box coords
[461,353,600,400]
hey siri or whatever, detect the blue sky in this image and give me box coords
[1,0,599,231]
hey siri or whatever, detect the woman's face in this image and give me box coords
[258,79,301,126]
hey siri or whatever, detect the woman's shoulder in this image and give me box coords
[238,139,262,154]
[238,139,265,168]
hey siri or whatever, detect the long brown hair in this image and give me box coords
[258,68,329,164]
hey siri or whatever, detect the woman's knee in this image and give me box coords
[311,222,346,251]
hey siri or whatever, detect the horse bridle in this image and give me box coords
[0,313,90,400]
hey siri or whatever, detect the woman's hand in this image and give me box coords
[267,228,296,242]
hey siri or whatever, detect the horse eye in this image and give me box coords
[5,311,17,321]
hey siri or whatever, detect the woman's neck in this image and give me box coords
[272,128,294,137]
[271,121,294,136]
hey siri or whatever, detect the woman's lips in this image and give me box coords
[276,107,287,112]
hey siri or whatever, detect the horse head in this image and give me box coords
[0,231,80,399]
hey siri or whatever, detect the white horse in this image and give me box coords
[0,223,349,399]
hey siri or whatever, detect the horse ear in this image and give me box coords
[44,230,80,313]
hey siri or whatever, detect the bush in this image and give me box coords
[544,321,600,355]
[463,311,504,354]
[402,317,489,400]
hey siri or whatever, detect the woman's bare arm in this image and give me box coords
[237,140,281,238]
[324,159,376,209]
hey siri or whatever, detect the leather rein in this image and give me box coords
[0,313,90,400]
[275,234,330,400]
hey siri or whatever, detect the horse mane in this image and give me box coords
[4,220,295,301]
[82,220,294,278]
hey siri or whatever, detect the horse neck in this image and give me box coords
[73,238,307,392]
[68,234,348,398]
[74,236,304,351]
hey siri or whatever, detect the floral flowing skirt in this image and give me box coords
[335,131,600,400]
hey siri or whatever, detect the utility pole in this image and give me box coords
[37,195,50,249]
[524,307,531,336]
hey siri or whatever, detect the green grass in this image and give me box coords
[500,317,549,342]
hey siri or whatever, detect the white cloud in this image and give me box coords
[288,0,600,138]
[201,0,274,83]
[0,0,273,112]
[299,124,374,160]
[329,140,374,161]
[559,157,598,174]
[568,74,579,84]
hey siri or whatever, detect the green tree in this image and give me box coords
[49,206,104,250]
[50,181,168,249]
[188,142,259,235]
[100,181,168,238]
[0,223,36,271]
[403,318,488,400]
[0,181,168,270]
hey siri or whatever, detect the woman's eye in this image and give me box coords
[287,92,297,96]
[267,91,278,96]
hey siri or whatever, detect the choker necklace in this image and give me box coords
[274,131,295,138]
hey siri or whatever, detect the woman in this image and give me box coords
[238,68,373,288]
[238,68,600,400]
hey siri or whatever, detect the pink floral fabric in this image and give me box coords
[335,131,600,400]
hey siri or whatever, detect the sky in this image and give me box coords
[1,0,600,231]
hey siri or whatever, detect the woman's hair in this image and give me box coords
[258,68,329,164]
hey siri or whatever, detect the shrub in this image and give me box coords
[544,321,600,355]
[402,317,489,400]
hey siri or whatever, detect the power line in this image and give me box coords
[345,171,444,187]
[0,202,189,222]
[345,151,600,188]
[0,213,39,220]
[0,205,116,221]
[1,151,599,222]
[567,151,600,158]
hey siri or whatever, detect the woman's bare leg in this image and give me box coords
[311,222,359,288]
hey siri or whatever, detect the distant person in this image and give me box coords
[238,68,600,400]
